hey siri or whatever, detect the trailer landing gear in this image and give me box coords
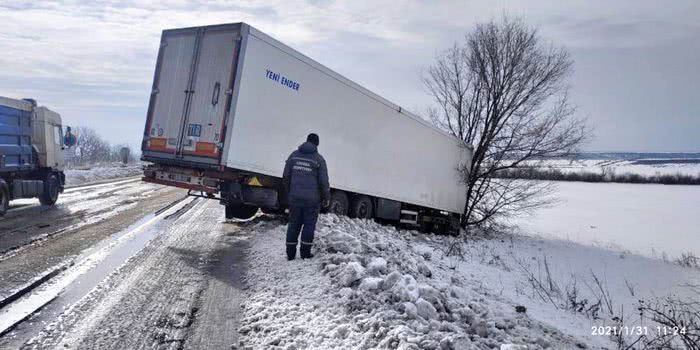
[225,204,258,220]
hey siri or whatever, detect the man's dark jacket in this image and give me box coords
[283,142,330,207]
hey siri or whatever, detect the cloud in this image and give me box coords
[0,0,697,151]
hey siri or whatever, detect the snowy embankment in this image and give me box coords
[64,163,142,186]
[237,216,588,350]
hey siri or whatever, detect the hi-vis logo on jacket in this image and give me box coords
[291,157,316,173]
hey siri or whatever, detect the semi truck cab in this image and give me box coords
[0,96,70,216]
[33,106,66,170]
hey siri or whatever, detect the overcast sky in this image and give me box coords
[1,0,698,152]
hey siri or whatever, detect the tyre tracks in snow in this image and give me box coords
[10,200,259,350]
[0,196,199,348]
[0,182,185,302]
[0,177,165,258]
[0,177,141,221]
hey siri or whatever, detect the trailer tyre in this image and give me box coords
[0,180,9,216]
[225,204,258,220]
[433,223,447,235]
[328,190,349,216]
[39,174,59,206]
[419,220,433,234]
[349,195,373,219]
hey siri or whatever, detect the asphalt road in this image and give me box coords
[0,178,255,349]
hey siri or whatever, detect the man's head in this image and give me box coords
[307,133,319,146]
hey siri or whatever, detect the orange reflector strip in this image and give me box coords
[149,137,167,149]
[195,142,217,154]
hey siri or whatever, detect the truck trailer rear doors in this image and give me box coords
[143,24,240,166]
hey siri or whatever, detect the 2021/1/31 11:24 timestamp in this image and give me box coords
[591,325,688,336]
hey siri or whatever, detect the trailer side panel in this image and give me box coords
[225,27,469,213]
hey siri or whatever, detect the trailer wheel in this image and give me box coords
[349,195,373,219]
[328,190,349,216]
[433,223,447,235]
[419,220,433,234]
[0,180,9,216]
[39,173,59,206]
[225,204,258,220]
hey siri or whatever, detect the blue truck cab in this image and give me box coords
[0,96,67,215]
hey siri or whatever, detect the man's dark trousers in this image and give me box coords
[286,205,319,259]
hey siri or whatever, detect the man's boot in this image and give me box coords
[300,243,313,259]
[286,243,297,260]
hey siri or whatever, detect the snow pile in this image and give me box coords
[237,215,584,349]
[65,162,142,186]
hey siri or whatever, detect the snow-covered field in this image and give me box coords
[528,158,700,177]
[510,181,700,259]
[456,234,700,349]
[64,162,142,186]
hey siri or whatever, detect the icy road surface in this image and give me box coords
[0,178,185,300]
[2,199,249,349]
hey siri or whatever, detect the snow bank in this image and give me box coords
[237,216,585,349]
[64,163,142,186]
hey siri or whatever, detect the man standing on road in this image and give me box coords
[283,133,330,260]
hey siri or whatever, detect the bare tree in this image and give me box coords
[424,16,589,228]
[69,127,111,165]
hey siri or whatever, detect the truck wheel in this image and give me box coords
[225,204,258,220]
[419,220,433,234]
[349,195,373,219]
[0,180,9,216]
[39,174,59,206]
[328,190,349,216]
[433,223,447,235]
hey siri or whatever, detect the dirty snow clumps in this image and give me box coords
[236,215,584,350]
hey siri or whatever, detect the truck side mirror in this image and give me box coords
[64,126,77,148]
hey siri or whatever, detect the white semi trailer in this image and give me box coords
[141,23,472,233]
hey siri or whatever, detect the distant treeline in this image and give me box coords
[495,167,700,185]
[563,152,700,160]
